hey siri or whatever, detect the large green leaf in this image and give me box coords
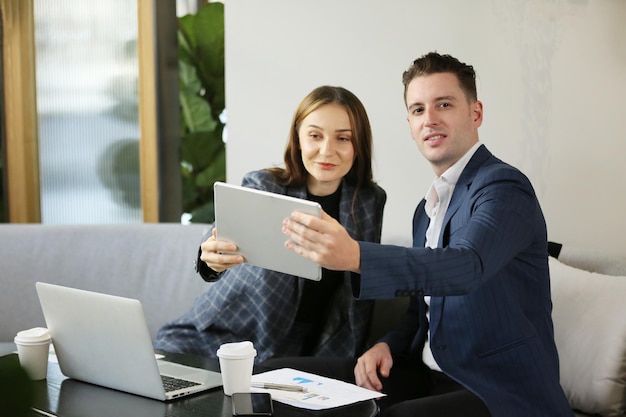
[178,60,202,95]
[189,201,216,224]
[196,148,226,187]
[181,130,224,168]
[180,89,217,134]
[181,175,199,207]
[182,3,225,116]
[177,29,194,67]
[191,4,224,78]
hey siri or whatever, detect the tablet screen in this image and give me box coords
[214,182,322,280]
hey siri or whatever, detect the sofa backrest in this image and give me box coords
[550,243,626,417]
[0,223,211,342]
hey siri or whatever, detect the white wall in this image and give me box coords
[224,0,626,251]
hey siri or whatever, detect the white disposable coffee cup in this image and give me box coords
[14,327,51,380]
[216,341,257,396]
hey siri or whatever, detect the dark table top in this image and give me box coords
[0,349,378,417]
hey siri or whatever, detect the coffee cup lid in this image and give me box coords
[216,341,257,359]
[14,327,51,345]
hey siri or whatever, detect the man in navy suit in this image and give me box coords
[279,52,573,417]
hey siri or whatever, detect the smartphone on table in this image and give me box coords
[231,392,273,416]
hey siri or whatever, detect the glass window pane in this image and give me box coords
[34,0,141,224]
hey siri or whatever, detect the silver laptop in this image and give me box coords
[214,181,322,280]
[35,282,223,401]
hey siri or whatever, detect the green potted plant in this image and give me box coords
[178,2,225,223]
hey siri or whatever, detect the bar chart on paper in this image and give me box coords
[250,368,384,410]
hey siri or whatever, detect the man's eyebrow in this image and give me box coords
[408,95,458,109]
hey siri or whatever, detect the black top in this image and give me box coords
[295,186,344,355]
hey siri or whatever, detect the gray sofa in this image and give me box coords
[0,224,211,344]
[0,223,624,416]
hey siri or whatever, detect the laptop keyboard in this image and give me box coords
[161,375,201,392]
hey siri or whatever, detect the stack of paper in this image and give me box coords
[250,368,384,410]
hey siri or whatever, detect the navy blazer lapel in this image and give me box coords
[413,199,428,247]
[431,145,492,335]
[439,145,492,246]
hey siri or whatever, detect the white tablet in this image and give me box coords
[213,182,322,280]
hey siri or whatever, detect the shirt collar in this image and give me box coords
[424,141,481,211]
[439,141,481,186]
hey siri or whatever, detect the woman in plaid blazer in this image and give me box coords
[155,86,386,362]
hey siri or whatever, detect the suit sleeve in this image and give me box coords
[356,164,543,300]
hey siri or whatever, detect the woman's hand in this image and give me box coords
[199,229,244,273]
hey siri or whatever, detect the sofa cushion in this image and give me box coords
[549,257,626,417]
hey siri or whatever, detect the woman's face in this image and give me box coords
[298,103,355,196]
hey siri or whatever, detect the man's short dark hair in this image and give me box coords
[402,52,477,104]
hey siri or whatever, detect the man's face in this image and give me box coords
[405,72,483,176]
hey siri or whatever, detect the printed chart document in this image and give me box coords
[250,368,385,410]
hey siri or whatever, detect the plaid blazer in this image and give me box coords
[155,169,386,362]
